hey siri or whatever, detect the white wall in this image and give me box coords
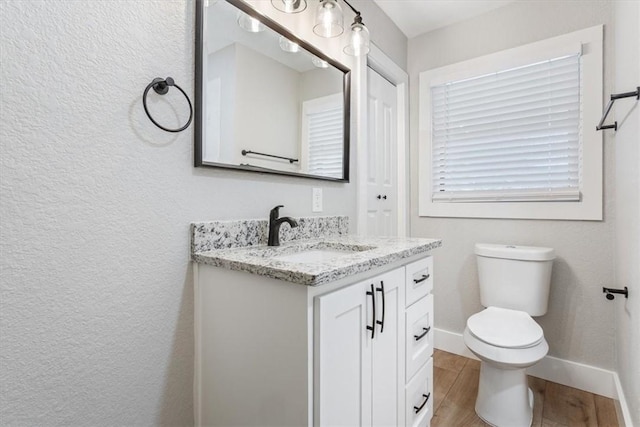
[206,44,236,162]
[299,67,344,105]
[408,0,617,370]
[234,44,300,171]
[0,0,405,424]
[349,0,408,70]
[613,1,640,423]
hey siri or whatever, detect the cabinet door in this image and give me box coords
[371,268,405,427]
[316,281,373,427]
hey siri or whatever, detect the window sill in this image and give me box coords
[418,198,602,221]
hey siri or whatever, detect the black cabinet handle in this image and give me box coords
[413,392,431,414]
[376,195,382,199]
[376,281,385,333]
[382,195,387,200]
[414,326,431,341]
[366,284,375,340]
[413,273,430,284]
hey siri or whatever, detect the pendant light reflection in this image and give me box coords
[271,0,307,13]
[313,0,344,38]
[279,36,300,53]
[237,12,265,33]
[312,57,329,68]
[344,14,370,56]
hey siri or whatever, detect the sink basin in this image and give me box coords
[241,241,375,264]
[273,249,355,264]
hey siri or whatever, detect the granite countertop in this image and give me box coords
[192,235,442,286]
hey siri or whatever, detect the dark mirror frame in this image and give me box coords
[194,0,351,182]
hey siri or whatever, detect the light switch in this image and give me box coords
[312,188,323,212]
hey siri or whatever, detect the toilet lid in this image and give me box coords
[467,307,544,349]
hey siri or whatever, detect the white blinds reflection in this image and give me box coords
[307,108,344,179]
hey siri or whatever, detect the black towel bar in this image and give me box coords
[596,87,639,131]
[241,150,298,164]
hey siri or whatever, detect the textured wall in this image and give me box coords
[349,0,408,70]
[0,0,408,424]
[613,1,640,423]
[408,0,617,369]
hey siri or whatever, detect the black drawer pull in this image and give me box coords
[413,273,430,284]
[376,281,385,333]
[414,326,431,341]
[366,284,375,340]
[414,392,431,414]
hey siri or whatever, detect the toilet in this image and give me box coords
[463,243,555,427]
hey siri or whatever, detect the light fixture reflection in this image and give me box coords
[313,0,344,38]
[312,57,329,68]
[344,14,370,56]
[279,36,300,53]
[237,12,265,33]
[271,0,307,13]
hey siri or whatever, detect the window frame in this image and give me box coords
[418,25,603,220]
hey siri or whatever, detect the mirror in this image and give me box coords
[195,0,351,182]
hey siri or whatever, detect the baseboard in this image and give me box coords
[434,327,480,361]
[613,372,634,427]
[434,328,617,399]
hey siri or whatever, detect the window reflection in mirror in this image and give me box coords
[195,0,350,182]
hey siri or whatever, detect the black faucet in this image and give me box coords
[268,205,298,246]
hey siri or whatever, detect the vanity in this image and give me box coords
[191,217,441,427]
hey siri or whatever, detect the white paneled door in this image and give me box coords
[367,67,398,236]
[316,280,372,427]
[371,269,405,427]
[316,268,405,427]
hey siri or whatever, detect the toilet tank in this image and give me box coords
[475,243,555,316]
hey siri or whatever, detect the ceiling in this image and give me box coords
[372,0,516,39]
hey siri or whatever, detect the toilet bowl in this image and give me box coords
[465,244,555,427]
[463,307,549,427]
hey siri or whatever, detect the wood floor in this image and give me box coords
[432,349,619,427]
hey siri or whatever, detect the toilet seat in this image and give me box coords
[467,307,543,349]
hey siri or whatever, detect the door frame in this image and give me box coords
[357,44,409,236]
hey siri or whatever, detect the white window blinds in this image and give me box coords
[431,53,582,202]
[305,102,344,179]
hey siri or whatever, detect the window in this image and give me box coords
[301,94,344,179]
[431,54,581,202]
[419,25,603,220]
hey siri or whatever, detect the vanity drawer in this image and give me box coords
[405,257,433,307]
[406,294,434,381]
[405,357,433,427]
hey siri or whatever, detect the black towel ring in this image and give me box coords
[142,77,193,133]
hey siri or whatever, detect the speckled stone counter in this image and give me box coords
[191,217,442,286]
[191,216,350,253]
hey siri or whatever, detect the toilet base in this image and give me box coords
[475,361,533,427]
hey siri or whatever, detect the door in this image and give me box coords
[316,268,405,427]
[316,281,373,427]
[371,268,405,427]
[367,67,398,236]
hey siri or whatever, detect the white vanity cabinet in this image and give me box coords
[193,254,435,427]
